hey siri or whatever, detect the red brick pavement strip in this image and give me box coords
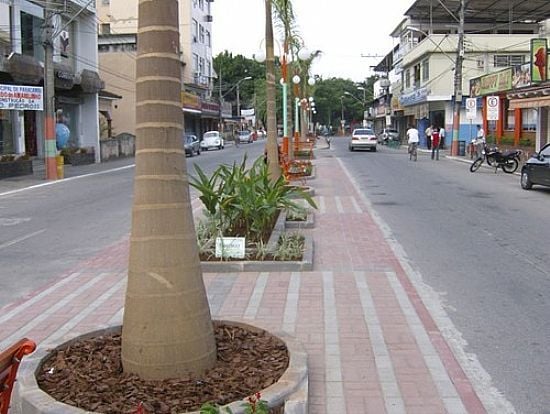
[0,155,499,413]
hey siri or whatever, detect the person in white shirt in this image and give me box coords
[439,126,446,149]
[407,125,419,161]
[471,125,486,158]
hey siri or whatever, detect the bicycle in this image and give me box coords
[408,142,418,161]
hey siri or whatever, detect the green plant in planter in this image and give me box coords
[274,233,304,261]
[191,156,316,243]
[0,153,29,162]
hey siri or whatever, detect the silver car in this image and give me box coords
[237,130,253,144]
[349,128,377,152]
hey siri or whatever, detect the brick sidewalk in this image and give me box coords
[1,152,509,413]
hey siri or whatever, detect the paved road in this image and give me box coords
[330,137,550,413]
[0,141,265,308]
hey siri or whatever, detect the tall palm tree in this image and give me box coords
[264,0,282,180]
[121,0,217,380]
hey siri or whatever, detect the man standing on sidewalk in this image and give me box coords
[425,124,433,150]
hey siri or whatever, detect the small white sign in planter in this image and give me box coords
[215,237,246,258]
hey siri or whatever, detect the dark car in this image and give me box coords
[183,134,200,157]
[521,143,550,190]
[377,128,399,144]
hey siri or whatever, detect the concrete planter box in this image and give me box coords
[14,320,308,414]
[100,134,136,162]
[63,152,95,166]
[200,211,314,273]
[0,159,33,179]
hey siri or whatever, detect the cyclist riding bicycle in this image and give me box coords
[406,124,419,161]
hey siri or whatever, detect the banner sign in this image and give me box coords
[512,63,531,89]
[531,38,548,84]
[469,68,512,97]
[399,87,428,106]
[0,84,43,110]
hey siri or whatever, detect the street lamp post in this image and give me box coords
[340,96,345,135]
[236,76,252,123]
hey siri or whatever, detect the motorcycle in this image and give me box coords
[470,143,522,174]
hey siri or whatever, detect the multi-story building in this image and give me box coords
[0,0,101,160]
[382,0,549,151]
[97,0,218,138]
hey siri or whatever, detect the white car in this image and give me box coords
[349,128,377,152]
[201,131,224,151]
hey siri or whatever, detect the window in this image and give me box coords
[101,23,110,34]
[192,19,198,41]
[494,55,525,67]
[413,63,421,86]
[405,68,411,89]
[422,58,429,81]
[199,0,204,10]
[102,0,110,4]
[20,11,44,61]
[199,25,205,43]
[522,108,537,131]
[193,53,199,74]
[206,30,211,47]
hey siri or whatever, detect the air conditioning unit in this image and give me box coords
[477,58,485,68]
[204,15,213,22]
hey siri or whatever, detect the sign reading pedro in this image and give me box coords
[531,38,547,84]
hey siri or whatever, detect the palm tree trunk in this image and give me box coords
[121,0,216,380]
[265,0,281,180]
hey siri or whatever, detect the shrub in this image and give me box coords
[190,155,316,243]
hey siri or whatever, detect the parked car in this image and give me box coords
[520,143,550,190]
[183,134,200,157]
[377,128,399,144]
[237,130,253,144]
[349,128,377,152]
[201,131,224,151]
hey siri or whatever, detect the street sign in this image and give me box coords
[487,96,500,121]
[465,98,477,120]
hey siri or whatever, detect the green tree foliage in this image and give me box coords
[313,76,378,130]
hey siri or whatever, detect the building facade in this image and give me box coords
[377,1,549,152]
[97,0,217,138]
[0,0,101,160]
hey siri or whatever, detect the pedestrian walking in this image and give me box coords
[425,124,433,150]
[431,127,440,160]
[439,126,446,149]
[407,124,419,161]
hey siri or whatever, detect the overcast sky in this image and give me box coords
[211,0,414,82]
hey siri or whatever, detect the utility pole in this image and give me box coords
[451,0,465,156]
[218,68,222,133]
[42,0,57,179]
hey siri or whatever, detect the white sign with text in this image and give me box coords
[486,96,500,121]
[215,237,246,259]
[0,84,43,111]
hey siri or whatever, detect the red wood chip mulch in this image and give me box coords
[37,324,289,413]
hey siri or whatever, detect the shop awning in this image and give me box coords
[183,107,201,114]
[509,96,550,109]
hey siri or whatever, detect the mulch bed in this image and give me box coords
[37,324,288,413]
